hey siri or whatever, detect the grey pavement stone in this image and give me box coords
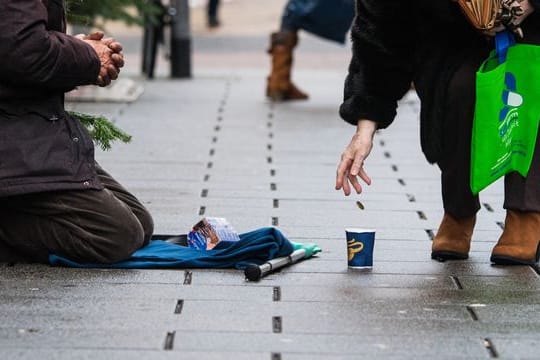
[491,337,540,359]
[192,271,458,289]
[277,286,540,305]
[0,328,165,351]
[473,304,540,323]
[168,332,488,358]
[0,349,268,360]
[458,273,540,291]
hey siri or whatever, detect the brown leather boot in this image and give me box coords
[431,213,476,260]
[490,210,540,265]
[266,31,309,102]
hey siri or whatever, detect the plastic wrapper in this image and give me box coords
[187,217,240,250]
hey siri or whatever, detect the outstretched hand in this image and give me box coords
[335,120,377,196]
[76,31,125,87]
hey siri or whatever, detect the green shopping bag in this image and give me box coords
[470,31,540,194]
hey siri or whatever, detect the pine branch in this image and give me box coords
[65,0,162,28]
[69,111,132,151]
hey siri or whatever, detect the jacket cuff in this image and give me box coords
[77,40,102,86]
[339,95,396,129]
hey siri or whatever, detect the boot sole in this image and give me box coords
[266,91,308,102]
[490,254,536,266]
[490,242,540,266]
[431,250,468,262]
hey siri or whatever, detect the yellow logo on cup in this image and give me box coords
[347,239,364,261]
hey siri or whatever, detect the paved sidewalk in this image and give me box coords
[2,1,540,359]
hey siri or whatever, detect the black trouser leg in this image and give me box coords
[438,56,481,219]
[504,122,540,211]
[207,0,219,21]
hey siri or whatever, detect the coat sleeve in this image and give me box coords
[530,0,540,10]
[339,0,415,128]
[0,0,100,90]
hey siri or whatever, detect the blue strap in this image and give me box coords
[495,30,516,63]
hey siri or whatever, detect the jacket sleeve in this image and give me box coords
[339,0,415,128]
[0,0,100,90]
[530,0,540,10]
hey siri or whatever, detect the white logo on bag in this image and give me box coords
[499,72,522,139]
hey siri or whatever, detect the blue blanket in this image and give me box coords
[49,227,297,269]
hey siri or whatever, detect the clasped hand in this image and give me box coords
[76,31,125,87]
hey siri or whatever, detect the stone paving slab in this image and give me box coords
[275,286,540,305]
[0,328,165,351]
[0,350,268,360]
[167,332,488,358]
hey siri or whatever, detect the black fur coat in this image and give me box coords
[340,0,540,164]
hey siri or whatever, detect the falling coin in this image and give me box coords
[356,201,365,210]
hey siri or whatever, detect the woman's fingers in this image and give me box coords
[348,172,363,194]
[358,167,372,186]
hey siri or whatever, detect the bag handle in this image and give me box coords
[495,30,516,63]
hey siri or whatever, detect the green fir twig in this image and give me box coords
[69,111,132,151]
[65,0,162,28]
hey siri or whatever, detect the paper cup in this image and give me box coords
[346,228,375,269]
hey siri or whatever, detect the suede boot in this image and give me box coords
[490,210,540,265]
[266,31,309,101]
[431,213,476,260]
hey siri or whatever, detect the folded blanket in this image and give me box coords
[49,227,319,269]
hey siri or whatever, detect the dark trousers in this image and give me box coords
[280,1,298,32]
[207,0,220,20]
[439,53,540,218]
[0,164,153,264]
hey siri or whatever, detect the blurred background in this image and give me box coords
[65,0,351,79]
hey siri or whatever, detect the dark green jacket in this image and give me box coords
[0,0,103,196]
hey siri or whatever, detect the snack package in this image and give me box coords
[187,217,240,250]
